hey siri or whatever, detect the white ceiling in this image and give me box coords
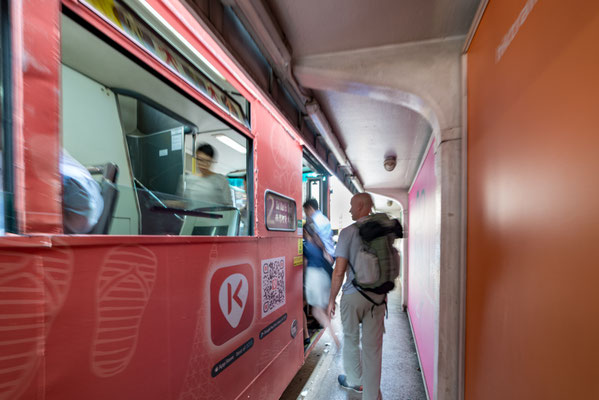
[266,0,480,58]
[315,90,431,189]
[264,0,481,193]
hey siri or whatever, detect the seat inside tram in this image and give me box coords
[60,13,250,236]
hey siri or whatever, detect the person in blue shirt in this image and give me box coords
[303,198,339,348]
[303,198,335,263]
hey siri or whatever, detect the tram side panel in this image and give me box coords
[251,104,303,238]
[0,105,304,400]
[4,236,300,400]
[251,101,306,397]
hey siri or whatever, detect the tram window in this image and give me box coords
[0,3,4,235]
[60,14,252,236]
[0,0,11,234]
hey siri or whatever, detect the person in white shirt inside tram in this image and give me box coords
[60,150,104,234]
[176,143,233,209]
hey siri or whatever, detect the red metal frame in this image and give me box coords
[62,0,252,138]
[11,0,62,234]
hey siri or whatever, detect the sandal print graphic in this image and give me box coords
[0,243,74,400]
[91,246,157,378]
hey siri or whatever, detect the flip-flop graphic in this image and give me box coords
[91,246,157,378]
[0,243,74,400]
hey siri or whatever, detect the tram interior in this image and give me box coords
[60,13,250,236]
[301,157,329,349]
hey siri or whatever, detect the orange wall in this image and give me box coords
[467,1,599,399]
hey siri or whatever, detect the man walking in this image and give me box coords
[327,192,385,400]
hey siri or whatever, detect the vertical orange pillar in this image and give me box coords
[466,1,599,398]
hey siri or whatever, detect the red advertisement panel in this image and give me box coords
[0,237,303,400]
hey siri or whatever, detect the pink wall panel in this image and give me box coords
[407,142,438,397]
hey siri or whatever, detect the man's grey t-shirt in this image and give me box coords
[334,223,360,294]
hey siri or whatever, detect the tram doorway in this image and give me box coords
[301,156,328,216]
[300,154,333,353]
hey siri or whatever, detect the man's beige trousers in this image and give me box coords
[340,291,386,400]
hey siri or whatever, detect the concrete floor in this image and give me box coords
[280,288,427,400]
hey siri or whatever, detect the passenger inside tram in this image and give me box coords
[173,142,240,236]
[60,150,104,234]
[177,143,233,208]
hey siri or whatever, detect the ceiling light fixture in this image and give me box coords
[384,155,397,171]
[213,134,246,154]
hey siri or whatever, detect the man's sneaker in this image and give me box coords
[338,374,363,393]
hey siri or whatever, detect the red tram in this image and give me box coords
[0,0,331,398]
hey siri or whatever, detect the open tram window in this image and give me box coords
[59,11,252,236]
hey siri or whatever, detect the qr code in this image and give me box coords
[261,257,286,317]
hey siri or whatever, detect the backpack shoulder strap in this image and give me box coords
[346,222,359,277]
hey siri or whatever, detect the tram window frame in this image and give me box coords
[60,11,254,237]
[79,0,250,129]
[1,0,15,233]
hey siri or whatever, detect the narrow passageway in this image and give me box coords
[281,288,427,399]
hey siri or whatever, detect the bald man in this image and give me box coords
[328,192,385,400]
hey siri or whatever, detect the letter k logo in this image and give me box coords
[228,281,243,313]
[218,273,248,328]
[211,264,253,345]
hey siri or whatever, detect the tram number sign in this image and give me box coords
[265,190,297,231]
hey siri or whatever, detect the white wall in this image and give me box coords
[61,65,139,234]
[329,176,353,235]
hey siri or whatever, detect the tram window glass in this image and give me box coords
[60,13,252,236]
[0,3,4,235]
[0,0,10,234]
